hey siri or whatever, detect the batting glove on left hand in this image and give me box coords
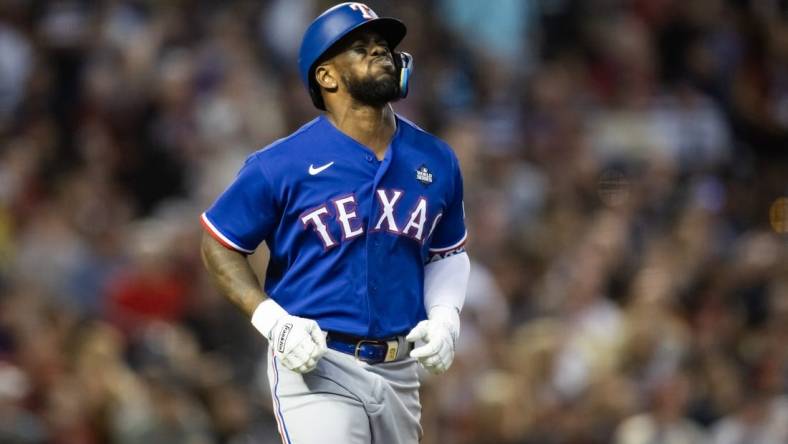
[406,305,460,374]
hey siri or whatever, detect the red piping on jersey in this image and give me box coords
[200,213,253,254]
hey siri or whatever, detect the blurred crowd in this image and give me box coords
[0,0,786,443]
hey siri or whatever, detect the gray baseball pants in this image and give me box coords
[266,346,422,444]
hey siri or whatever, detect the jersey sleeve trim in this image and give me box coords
[200,212,256,254]
[428,230,468,253]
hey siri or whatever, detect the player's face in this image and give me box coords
[333,31,399,107]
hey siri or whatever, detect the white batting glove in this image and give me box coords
[406,305,460,374]
[252,299,327,374]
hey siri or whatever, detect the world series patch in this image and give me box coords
[416,164,433,186]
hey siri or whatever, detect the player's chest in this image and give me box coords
[282,154,448,247]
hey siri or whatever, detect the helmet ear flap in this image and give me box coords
[394,51,413,99]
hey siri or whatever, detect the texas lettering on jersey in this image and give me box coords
[301,189,440,249]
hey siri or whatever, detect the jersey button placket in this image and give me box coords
[365,148,389,334]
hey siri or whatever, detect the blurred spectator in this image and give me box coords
[614,372,708,444]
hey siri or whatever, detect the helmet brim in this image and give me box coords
[353,17,407,51]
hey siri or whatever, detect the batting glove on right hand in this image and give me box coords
[406,305,460,374]
[252,299,327,374]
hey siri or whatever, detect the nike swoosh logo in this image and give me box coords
[308,161,334,175]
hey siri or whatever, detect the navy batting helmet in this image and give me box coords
[298,2,412,110]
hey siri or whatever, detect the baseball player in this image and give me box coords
[200,3,470,443]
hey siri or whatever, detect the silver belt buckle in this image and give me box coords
[384,340,399,362]
[354,340,376,360]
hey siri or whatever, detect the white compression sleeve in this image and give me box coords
[423,251,470,313]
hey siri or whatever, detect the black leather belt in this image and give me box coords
[326,332,413,364]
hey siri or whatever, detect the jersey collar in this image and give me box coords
[319,113,402,162]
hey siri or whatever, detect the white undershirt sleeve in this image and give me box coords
[423,251,470,314]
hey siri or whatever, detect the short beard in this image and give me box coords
[342,71,399,108]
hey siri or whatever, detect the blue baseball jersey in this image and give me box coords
[201,114,467,338]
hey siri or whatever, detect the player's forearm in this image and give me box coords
[200,232,267,317]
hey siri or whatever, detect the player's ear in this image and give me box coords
[314,64,338,92]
